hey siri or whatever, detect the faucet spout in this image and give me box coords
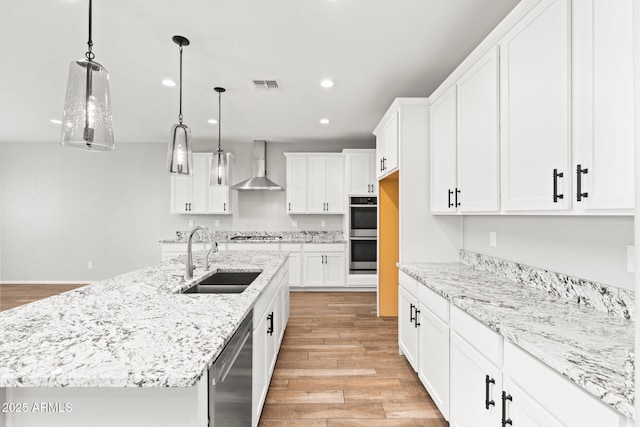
[185,225,217,280]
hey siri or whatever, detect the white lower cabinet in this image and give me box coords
[398,284,419,371]
[302,244,345,287]
[450,331,502,427]
[252,262,289,427]
[282,244,301,287]
[417,303,449,420]
[501,376,564,427]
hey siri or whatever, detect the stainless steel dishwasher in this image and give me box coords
[208,310,253,426]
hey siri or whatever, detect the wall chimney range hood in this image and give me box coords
[232,140,284,191]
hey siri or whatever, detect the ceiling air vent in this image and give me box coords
[252,79,281,90]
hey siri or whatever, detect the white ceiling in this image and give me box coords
[0,0,519,146]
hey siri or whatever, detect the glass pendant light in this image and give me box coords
[167,36,193,176]
[210,87,228,185]
[60,0,114,151]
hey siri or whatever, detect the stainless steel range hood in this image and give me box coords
[232,140,284,191]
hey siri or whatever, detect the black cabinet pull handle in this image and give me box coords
[267,312,274,336]
[185,203,188,211]
[501,391,513,426]
[409,303,415,323]
[414,309,420,327]
[288,202,291,211]
[485,375,496,409]
[380,159,383,172]
[576,164,589,202]
[383,157,386,170]
[553,169,564,203]
[455,188,461,207]
[448,189,454,208]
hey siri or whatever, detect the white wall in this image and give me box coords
[463,215,634,290]
[0,139,373,282]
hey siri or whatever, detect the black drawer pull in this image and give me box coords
[485,375,495,409]
[267,312,274,336]
[448,189,454,208]
[409,303,415,323]
[414,309,420,327]
[455,188,461,207]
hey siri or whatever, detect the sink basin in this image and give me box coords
[182,271,262,294]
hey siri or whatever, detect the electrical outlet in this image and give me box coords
[489,231,497,247]
[214,220,220,227]
[88,261,94,270]
[627,245,635,273]
[320,220,326,228]
[292,220,298,228]
[188,220,194,227]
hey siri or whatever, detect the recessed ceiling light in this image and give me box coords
[320,79,334,88]
[162,79,176,87]
[207,119,218,124]
[320,118,331,125]
[50,119,62,124]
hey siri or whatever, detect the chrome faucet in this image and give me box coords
[185,225,217,280]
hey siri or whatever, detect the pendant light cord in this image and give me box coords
[85,0,95,61]
[217,90,222,152]
[178,45,183,124]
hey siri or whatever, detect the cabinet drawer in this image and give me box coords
[304,243,345,252]
[398,271,418,297]
[418,284,449,323]
[450,305,502,366]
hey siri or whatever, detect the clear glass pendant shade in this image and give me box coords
[60,59,114,151]
[211,149,228,185]
[167,124,193,175]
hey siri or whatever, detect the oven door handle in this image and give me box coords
[211,328,251,386]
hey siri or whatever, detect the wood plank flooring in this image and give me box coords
[259,291,448,426]
[0,284,86,312]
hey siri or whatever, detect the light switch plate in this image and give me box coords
[489,231,497,247]
[188,220,194,228]
[292,220,298,228]
[320,220,326,227]
[214,220,220,227]
[627,245,635,273]
[88,261,94,270]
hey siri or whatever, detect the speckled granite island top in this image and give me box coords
[0,250,288,388]
[398,262,634,419]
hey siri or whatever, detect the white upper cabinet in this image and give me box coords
[170,153,234,215]
[572,0,635,211]
[375,111,399,179]
[500,0,571,212]
[285,155,308,214]
[430,87,458,213]
[456,47,500,213]
[345,150,377,195]
[284,153,345,214]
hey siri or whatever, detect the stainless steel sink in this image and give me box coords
[182,271,262,294]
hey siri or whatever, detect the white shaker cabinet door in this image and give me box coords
[501,377,564,427]
[500,0,571,211]
[307,156,328,213]
[324,252,345,286]
[418,305,450,420]
[190,154,210,214]
[398,286,419,372]
[347,152,372,195]
[457,47,500,213]
[171,175,192,214]
[286,156,308,214]
[430,86,458,213]
[302,253,325,286]
[208,185,230,214]
[384,113,399,173]
[573,0,635,210]
[449,332,502,427]
[325,156,345,213]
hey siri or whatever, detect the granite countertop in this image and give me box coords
[0,250,289,388]
[159,230,346,244]
[398,262,634,419]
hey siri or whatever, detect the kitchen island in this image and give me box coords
[0,249,289,427]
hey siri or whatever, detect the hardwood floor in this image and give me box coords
[0,284,86,312]
[259,291,448,427]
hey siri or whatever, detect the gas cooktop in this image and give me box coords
[229,235,283,241]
